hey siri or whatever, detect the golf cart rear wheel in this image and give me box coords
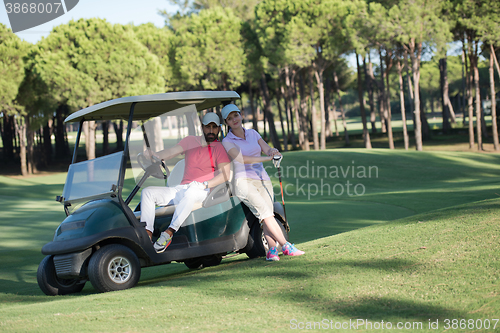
[184,254,223,269]
[37,255,86,296]
[88,244,141,293]
[245,217,288,259]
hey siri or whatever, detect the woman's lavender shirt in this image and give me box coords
[222,128,271,181]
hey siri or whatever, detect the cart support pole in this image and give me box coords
[71,119,84,164]
[117,103,136,198]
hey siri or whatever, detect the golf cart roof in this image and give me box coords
[64,91,240,123]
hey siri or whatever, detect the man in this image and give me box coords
[140,112,231,253]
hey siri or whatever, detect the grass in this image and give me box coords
[0,148,500,332]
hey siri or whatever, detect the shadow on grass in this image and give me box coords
[136,256,464,322]
[289,294,466,323]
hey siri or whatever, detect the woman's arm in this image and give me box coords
[225,146,272,164]
[258,138,282,157]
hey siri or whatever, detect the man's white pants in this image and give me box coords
[140,184,209,233]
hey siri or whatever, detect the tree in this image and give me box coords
[282,0,356,150]
[161,0,261,22]
[134,23,176,154]
[30,19,164,160]
[451,0,500,150]
[172,7,246,91]
[0,24,31,175]
[348,0,396,148]
[381,0,451,151]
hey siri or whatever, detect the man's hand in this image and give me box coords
[189,181,205,190]
[143,148,159,162]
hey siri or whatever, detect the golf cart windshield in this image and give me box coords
[61,152,122,211]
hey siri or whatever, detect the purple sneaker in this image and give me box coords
[282,242,305,256]
[266,246,280,261]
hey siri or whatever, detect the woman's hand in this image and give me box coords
[267,147,281,157]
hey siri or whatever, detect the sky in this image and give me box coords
[1,0,178,44]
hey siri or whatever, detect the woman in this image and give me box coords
[221,104,304,261]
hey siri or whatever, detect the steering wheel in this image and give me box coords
[137,152,170,180]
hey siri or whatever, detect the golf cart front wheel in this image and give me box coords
[88,244,141,293]
[37,255,86,296]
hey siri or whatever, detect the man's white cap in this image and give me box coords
[202,112,221,126]
[221,104,240,120]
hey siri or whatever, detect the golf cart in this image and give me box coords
[37,91,289,295]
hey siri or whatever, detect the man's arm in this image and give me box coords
[206,162,231,188]
[145,144,184,161]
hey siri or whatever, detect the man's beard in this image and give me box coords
[204,133,217,143]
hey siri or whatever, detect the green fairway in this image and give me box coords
[0,149,499,332]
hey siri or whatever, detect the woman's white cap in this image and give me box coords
[221,104,240,120]
[202,112,221,126]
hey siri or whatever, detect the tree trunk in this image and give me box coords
[308,69,319,150]
[113,120,124,151]
[284,67,297,149]
[293,69,305,149]
[464,36,475,148]
[493,45,500,80]
[313,68,326,150]
[420,91,431,140]
[275,79,288,151]
[333,71,349,145]
[83,120,96,160]
[249,82,258,130]
[363,55,377,134]
[2,115,15,160]
[490,44,499,150]
[26,116,36,174]
[55,104,70,159]
[380,49,394,149]
[469,38,482,150]
[397,59,409,150]
[102,121,110,155]
[409,38,423,151]
[298,71,310,151]
[440,57,456,125]
[325,74,333,138]
[260,73,281,150]
[262,97,267,140]
[439,58,451,134]
[43,121,52,165]
[144,117,164,153]
[327,72,340,137]
[461,41,467,125]
[356,52,372,149]
[404,49,416,130]
[370,54,386,133]
[279,81,291,146]
[14,116,28,176]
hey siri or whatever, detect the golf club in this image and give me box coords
[273,155,288,229]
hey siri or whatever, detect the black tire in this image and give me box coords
[88,244,141,293]
[245,217,288,259]
[37,255,86,296]
[184,254,222,269]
